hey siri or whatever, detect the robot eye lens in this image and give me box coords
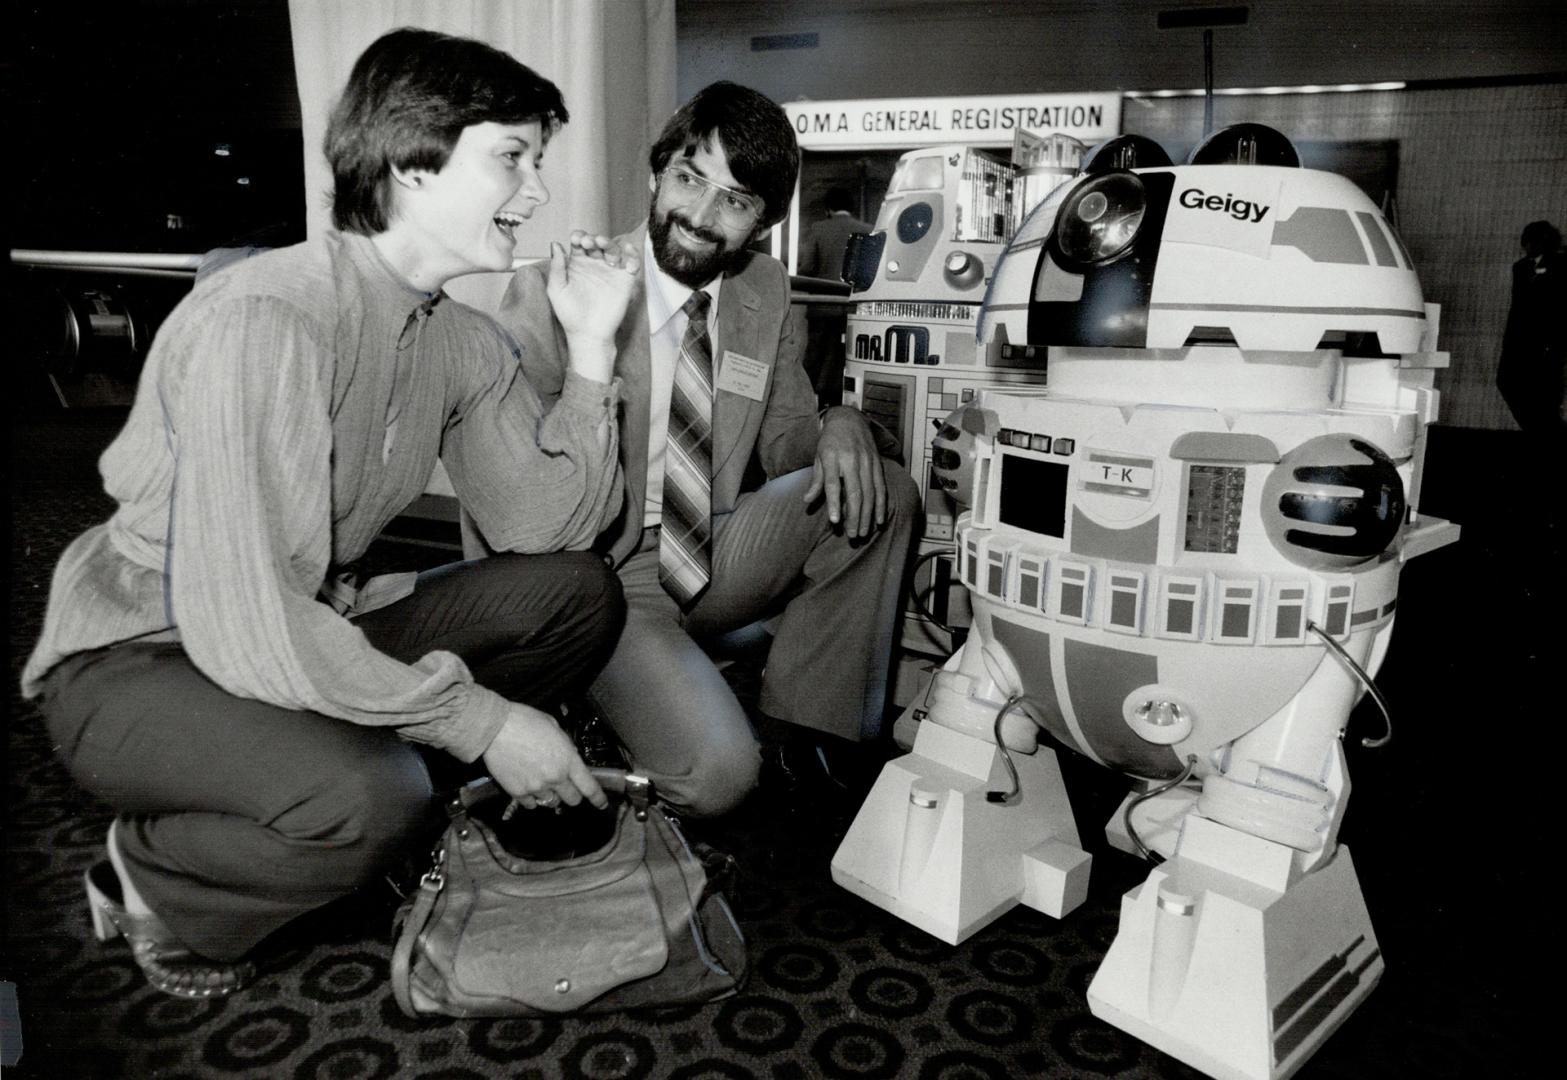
[1054,172,1146,268]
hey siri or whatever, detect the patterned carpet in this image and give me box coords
[4,407,1546,1078]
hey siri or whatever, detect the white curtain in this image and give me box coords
[287,0,676,312]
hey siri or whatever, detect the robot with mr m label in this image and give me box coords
[830,124,1460,1080]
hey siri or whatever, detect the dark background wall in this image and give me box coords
[5,0,302,255]
[5,1,1564,427]
[679,0,1567,430]
[676,0,1567,99]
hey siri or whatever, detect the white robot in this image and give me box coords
[838,136,1083,655]
[831,124,1459,1080]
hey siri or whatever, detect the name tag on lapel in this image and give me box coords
[715,351,769,401]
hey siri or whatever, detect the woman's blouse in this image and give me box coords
[22,230,623,762]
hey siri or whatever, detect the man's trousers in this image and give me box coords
[589,465,920,818]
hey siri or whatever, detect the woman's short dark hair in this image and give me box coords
[325,27,568,235]
[649,81,800,230]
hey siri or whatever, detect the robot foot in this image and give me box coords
[831,721,1090,944]
[1088,835,1381,1080]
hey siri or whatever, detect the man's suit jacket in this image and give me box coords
[798,213,873,280]
[497,224,823,566]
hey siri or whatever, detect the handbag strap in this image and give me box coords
[390,874,441,1017]
[448,768,654,821]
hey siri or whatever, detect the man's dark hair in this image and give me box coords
[649,81,800,230]
[325,27,568,235]
[1521,220,1561,250]
[822,187,856,215]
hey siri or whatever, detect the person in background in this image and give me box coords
[487,82,920,819]
[796,186,876,400]
[797,185,873,282]
[1497,219,1566,439]
[22,27,639,999]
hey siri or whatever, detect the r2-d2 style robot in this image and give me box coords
[831,125,1459,1080]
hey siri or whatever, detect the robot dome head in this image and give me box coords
[1049,124,1300,275]
[977,121,1427,357]
[1260,434,1407,570]
[930,404,994,508]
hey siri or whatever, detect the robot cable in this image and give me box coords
[908,547,961,637]
[985,692,1119,804]
[984,695,1199,865]
[1306,621,1393,748]
[985,694,1031,804]
[1123,755,1199,862]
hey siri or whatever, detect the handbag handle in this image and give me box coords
[449,768,654,820]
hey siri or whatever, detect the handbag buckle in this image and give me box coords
[624,772,652,820]
[420,845,447,890]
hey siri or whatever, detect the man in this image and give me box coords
[491,82,920,817]
[1497,219,1566,438]
[798,186,873,282]
[797,187,875,399]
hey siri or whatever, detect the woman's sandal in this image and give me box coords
[84,860,256,998]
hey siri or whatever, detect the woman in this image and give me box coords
[21,28,639,998]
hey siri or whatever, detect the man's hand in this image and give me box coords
[481,702,608,811]
[803,406,888,538]
[546,230,641,384]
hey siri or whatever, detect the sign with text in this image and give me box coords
[784,93,1122,150]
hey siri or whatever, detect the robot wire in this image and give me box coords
[1306,621,1394,748]
[1122,754,1199,862]
[985,694,1032,805]
[908,547,961,636]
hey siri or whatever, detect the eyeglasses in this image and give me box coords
[660,165,764,228]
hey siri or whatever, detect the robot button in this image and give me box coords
[1126,692,1194,745]
[909,779,942,809]
[1138,701,1185,728]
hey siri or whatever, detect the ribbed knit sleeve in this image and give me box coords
[439,320,624,554]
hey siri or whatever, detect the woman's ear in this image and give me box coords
[390,164,426,191]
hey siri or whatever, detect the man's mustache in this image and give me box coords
[668,213,725,246]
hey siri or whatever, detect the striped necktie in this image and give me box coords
[659,291,715,607]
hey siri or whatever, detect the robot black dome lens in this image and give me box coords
[1261,434,1405,568]
[1054,172,1146,267]
[896,202,934,244]
[1081,133,1174,173]
[1187,122,1300,167]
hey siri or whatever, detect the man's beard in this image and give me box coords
[648,206,750,288]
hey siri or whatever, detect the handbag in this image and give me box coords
[390,768,747,1018]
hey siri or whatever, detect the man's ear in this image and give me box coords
[648,171,659,197]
